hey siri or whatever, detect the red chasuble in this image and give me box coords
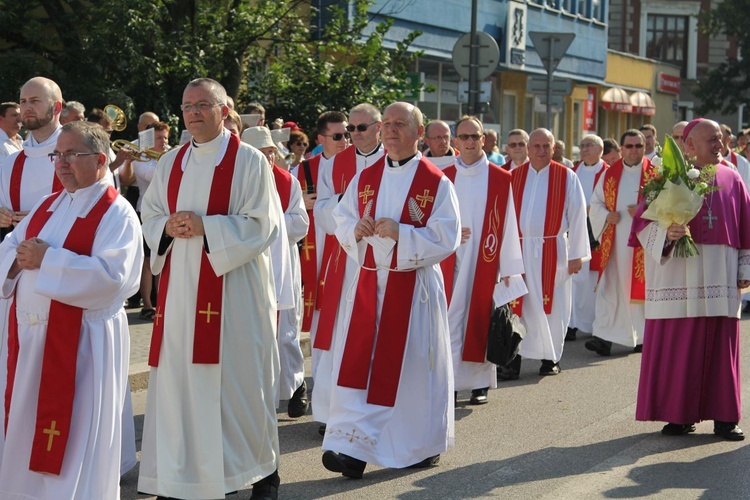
[4,185,118,475]
[10,151,63,211]
[337,158,443,407]
[272,164,292,212]
[315,148,382,351]
[440,163,512,362]
[511,161,567,316]
[596,158,654,301]
[572,161,608,271]
[148,133,240,367]
[297,154,321,331]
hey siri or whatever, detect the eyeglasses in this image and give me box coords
[623,144,644,149]
[323,132,350,141]
[346,122,378,133]
[294,141,308,147]
[48,151,100,163]
[180,102,219,113]
[507,142,526,148]
[457,134,482,142]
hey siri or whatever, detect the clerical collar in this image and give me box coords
[426,148,454,158]
[387,153,417,168]
[357,142,382,158]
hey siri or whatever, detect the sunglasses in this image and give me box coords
[623,144,644,149]
[324,132,350,141]
[346,122,377,133]
[457,134,482,141]
[507,142,526,148]
[294,141,308,147]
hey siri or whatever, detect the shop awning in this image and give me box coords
[630,91,656,116]
[601,87,633,113]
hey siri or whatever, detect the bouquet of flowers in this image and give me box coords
[640,134,720,257]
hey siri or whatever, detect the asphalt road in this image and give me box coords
[122,315,750,499]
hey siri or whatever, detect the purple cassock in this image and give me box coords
[629,162,750,424]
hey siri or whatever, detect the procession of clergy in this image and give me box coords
[0,75,747,500]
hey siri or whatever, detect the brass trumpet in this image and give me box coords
[104,104,127,132]
[112,139,165,162]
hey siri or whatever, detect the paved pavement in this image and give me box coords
[122,309,750,499]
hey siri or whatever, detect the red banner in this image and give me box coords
[584,86,597,131]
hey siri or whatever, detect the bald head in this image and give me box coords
[684,119,722,167]
[138,111,160,132]
[19,77,63,142]
[424,119,451,157]
[382,101,424,160]
[528,128,555,171]
[672,121,688,151]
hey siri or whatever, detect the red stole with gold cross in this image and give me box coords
[572,161,607,271]
[314,149,380,351]
[511,161,567,316]
[440,162,511,362]
[337,157,443,407]
[596,158,653,301]
[4,185,118,475]
[297,154,321,330]
[148,133,239,367]
[10,151,63,211]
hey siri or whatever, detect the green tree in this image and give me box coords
[244,0,423,133]
[695,0,749,115]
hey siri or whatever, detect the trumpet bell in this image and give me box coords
[104,105,127,132]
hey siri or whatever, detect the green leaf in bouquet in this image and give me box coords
[661,134,688,184]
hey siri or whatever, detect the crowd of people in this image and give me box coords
[0,75,747,500]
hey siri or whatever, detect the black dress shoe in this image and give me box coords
[318,424,327,436]
[539,360,560,376]
[714,421,745,441]
[407,454,440,468]
[497,367,519,381]
[469,387,489,405]
[565,327,578,341]
[288,381,309,418]
[661,423,696,436]
[633,344,643,353]
[250,470,280,500]
[585,337,612,356]
[322,450,366,479]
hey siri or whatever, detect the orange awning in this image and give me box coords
[630,91,656,116]
[601,87,633,113]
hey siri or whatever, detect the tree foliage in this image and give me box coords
[0,0,421,138]
[695,0,750,115]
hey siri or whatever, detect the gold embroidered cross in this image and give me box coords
[153,307,163,327]
[543,295,551,306]
[198,302,220,324]
[509,299,519,308]
[305,297,314,316]
[300,239,314,260]
[410,254,424,266]
[346,429,360,442]
[416,189,434,208]
[359,185,375,205]
[43,420,61,452]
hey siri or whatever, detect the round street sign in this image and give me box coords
[452,32,500,81]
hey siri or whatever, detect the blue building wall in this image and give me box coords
[359,0,607,83]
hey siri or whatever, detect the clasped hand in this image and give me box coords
[16,238,49,270]
[166,211,204,239]
[354,216,399,242]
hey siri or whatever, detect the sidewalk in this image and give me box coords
[125,308,311,391]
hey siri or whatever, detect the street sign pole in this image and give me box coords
[545,37,555,128]
[529,32,576,130]
[469,0,479,115]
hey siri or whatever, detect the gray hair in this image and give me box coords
[350,103,382,122]
[186,78,228,106]
[60,101,85,120]
[62,121,110,158]
[507,128,529,142]
[581,134,603,148]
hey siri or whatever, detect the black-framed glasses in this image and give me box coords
[346,122,378,133]
[48,151,100,163]
[457,134,482,142]
[623,144,644,149]
[294,141,309,147]
[324,132,350,141]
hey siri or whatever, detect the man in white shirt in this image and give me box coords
[0,103,22,161]
[503,129,529,171]
[640,124,658,160]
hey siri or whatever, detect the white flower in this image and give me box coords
[695,181,708,192]
[651,156,663,167]
[687,168,700,180]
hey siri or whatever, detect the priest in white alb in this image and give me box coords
[312,103,384,427]
[0,121,143,499]
[587,129,652,356]
[631,118,750,441]
[567,134,607,341]
[321,102,460,479]
[138,79,282,500]
[442,116,523,405]
[507,129,589,377]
